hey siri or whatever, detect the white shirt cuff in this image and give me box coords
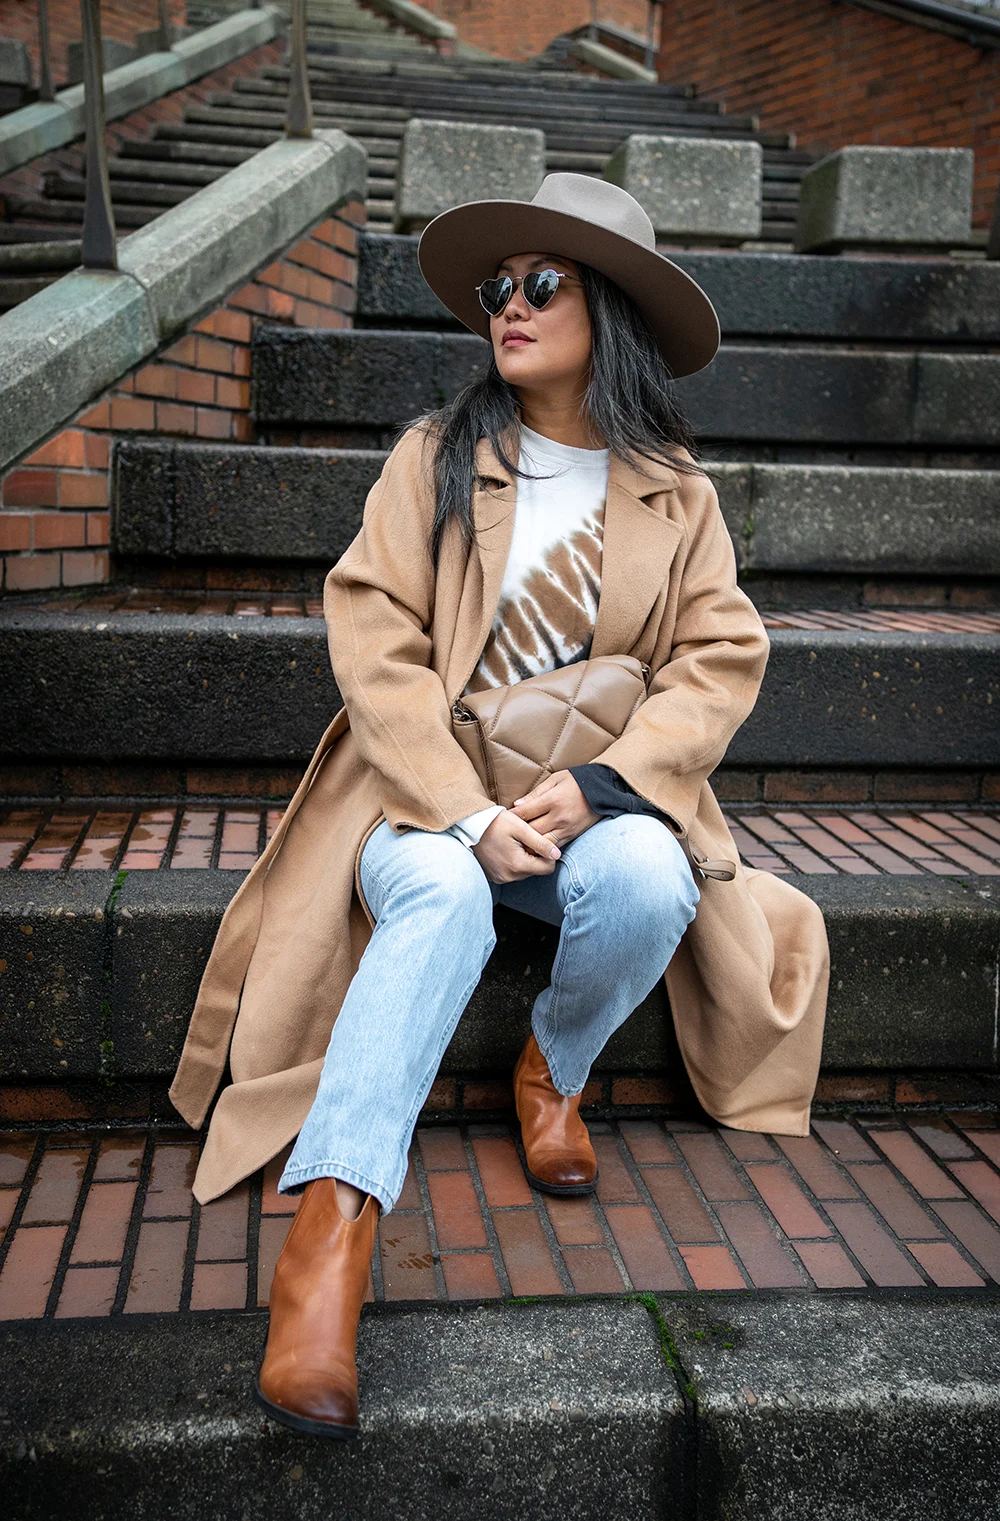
[445,803,505,849]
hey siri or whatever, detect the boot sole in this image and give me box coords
[253,1382,359,1440]
[525,1167,599,1198]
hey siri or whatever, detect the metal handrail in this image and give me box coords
[285,0,313,138]
[80,0,117,269]
[644,0,663,72]
[37,0,54,102]
[153,0,173,52]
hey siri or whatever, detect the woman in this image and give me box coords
[169,174,829,1440]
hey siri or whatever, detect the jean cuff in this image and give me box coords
[531,1019,587,1099]
[277,1160,393,1215]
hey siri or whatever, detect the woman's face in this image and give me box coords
[488,252,592,396]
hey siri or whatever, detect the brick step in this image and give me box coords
[250,327,1000,454]
[294,56,698,96]
[109,442,1000,589]
[357,232,1000,341]
[0,827,998,1080]
[0,601,995,767]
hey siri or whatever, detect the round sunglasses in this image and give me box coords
[476,268,580,318]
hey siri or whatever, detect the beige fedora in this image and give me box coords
[417,172,721,379]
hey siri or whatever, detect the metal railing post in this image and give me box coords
[644,0,662,73]
[588,0,598,44]
[285,0,313,138]
[38,0,55,102]
[153,0,173,52]
[988,178,1000,260]
[80,0,118,269]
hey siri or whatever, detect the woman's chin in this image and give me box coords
[495,350,551,388]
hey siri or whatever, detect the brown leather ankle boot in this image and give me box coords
[255,1177,379,1438]
[513,1033,598,1196]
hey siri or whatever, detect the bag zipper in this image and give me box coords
[452,698,500,802]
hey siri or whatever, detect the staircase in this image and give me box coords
[0,0,812,315]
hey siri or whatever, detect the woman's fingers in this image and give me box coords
[509,813,561,860]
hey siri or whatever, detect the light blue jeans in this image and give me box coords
[278,813,699,1213]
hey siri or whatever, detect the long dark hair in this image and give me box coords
[414,260,707,567]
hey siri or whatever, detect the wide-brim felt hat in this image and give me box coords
[417,171,721,379]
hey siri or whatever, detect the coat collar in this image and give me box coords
[466,433,683,676]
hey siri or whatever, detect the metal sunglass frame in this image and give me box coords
[475,268,581,318]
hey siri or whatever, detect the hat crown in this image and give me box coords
[530,172,656,253]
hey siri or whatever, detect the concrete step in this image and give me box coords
[1,801,999,1082]
[0,599,995,768]
[250,327,1000,456]
[356,232,1000,342]
[4,1289,998,1518]
[108,441,1000,593]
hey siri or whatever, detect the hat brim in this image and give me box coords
[417,199,721,379]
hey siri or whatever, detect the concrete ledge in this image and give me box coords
[0,128,366,472]
[368,0,458,42]
[796,145,974,254]
[605,136,762,242]
[2,1296,999,1520]
[394,118,545,233]
[568,36,658,83]
[0,8,283,177]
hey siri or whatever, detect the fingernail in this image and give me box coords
[550,847,560,858]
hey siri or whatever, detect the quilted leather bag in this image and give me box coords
[450,654,649,809]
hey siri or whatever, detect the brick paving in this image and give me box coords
[2,803,998,875]
[1,1111,999,1319]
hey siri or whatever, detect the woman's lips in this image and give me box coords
[502,330,533,346]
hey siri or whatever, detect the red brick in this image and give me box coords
[58,473,108,508]
[125,1219,189,1312]
[0,515,32,551]
[824,1202,924,1285]
[196,1183,249,1259]
[261,1150,298,1214]
[678,1243,746,1290]
[134,364,178,399]
[426,1170,487,1249]
[196,337,234,374]
[0,1139,35,1188]
[869,1130,964,1199]
[162,335,198,365]
[265,288,295,322]
[604,1204,685,1289]
[814,1075,892,1103]
[675,1132,751,1201]
[462,1079,514,1111]
[0,1226,66,1317]
[492,1209,564,1296]
[441,1251,502,1299]
[763,771,871,803]
[87,512,110,547]
[715,1202,808,1287]
[3,469,58,507]
[332,217,359,254]
[947,1161,1000,1226]
[191,1261,248,1311]
[472,1135,532,1206]
[544,1195,604,1246]
[109,398,156,431]
[641,1167,719,1243]
[93,1137,144,1181]
[257,1214,293,1305]
[63,549,109,586]
[396,1159,421,1210]
[592,1134,642,1203]
[0,1192,17,1234]
[562,1246,625,1293]
[619,1121,676,1165]
[418,1127,467,1171]
[846,1163,944,1239]
[907,1241,985,1288]
[84,433,111,469]
[214,377,250,411]
[968,1131,1000,1166]
[212,308,252,343]
[776,1135,859,1199]
[3,553,61,591]
[906,1116,975,1159]
[745,1163,831,1237]
[232,345,252,378]
[794,1239,866,1288]
[379,1212,437,1300]
[176,368,216,405]
[77,402,112,429]
[71,1181,137,1263]
[25,430,86,468]
[144,1144,198,1217]
[155,403,197,436]
[21,1149,88,1224]
[610,1076,677,1105]
[55,1265,120,1318]
[195,407,232,440]
[227,282,268,315]
[31,511,87,549]
[422,1077,457,1111]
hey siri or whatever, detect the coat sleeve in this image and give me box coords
[594,470,769,836]
[323,425,498,833]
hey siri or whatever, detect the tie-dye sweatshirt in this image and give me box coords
[446,425,610,849]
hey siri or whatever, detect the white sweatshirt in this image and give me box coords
[445,424,610,849]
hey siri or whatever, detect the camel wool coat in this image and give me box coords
[170,424,830,1204]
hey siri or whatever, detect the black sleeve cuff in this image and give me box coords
[569,763,668,822]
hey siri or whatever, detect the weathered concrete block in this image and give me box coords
[59,52,186,133]
[171,6,282,83]
[368,0,457,40]
[568,36,657,83]
[0,100,82,177]
[394,118,546,233]
[0,40,32,87]
[118,128,366,340]
[605,134,762,242]
[66,37,136,87]
[795,145,974,253]
[0,270,157,474]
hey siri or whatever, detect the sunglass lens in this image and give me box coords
[478,276,512,316]
[523,269,561,309]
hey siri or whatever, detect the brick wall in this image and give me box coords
[3,0,188,88]
[0,202,363,593]
[412,0,651,62]
[656,0,1000,229]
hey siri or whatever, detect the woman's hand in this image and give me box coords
[472,810,562,884]
[509,770,600,848]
